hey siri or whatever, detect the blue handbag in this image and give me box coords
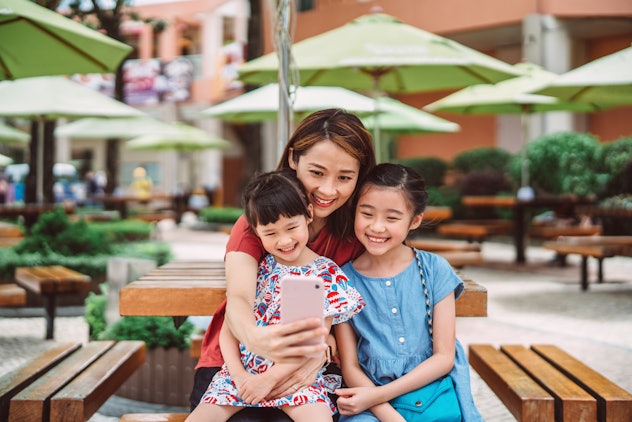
[389,376,462,421]
[387,250,462,421]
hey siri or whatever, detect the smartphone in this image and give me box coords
[279,275,325,355]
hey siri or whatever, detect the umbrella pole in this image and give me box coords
[37,115,45,204]
[371,76,382,163]
[276,0,292,161]
[520,111,529,188]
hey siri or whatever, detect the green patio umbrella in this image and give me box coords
[201,83,377,123]
[0,121,29,144]
[0,152,12,166]
[0,76,145,203]
[533,45,632,106]
[0,0,132,80]
[126,122,230,188]
[361,97,459,134]
[425,62,605,189]
[238,12,521,161]
[56,116,178,140]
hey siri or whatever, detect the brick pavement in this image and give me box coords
[1,220,631,421]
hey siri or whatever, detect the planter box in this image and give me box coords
[116,346,196,407]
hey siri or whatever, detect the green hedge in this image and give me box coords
[198,206,243,224]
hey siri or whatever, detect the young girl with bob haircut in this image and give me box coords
[187,169,365,421]
[334,163,482,421]
[191,109,376,421]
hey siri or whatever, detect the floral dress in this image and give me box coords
[200,253,365,413]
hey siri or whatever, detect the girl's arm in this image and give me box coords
[219,320,247,380]
[224,251,328,363]
[334,322,404,421]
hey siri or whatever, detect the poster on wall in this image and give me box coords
[72,57,195,106]
[123,57,195,106]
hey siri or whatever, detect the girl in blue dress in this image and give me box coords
[188,169,365,422]
[334,163,483,421]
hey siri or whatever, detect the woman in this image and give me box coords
[191,108,376,421]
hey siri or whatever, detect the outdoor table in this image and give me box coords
[119,260,487,319]
[15,266,91,339]
[462,195,597,263]
[93,193,174,219]
[423,206,453,224]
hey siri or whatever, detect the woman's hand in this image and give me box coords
[266,355,326,400]
[246,318,328,363]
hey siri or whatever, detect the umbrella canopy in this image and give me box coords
[0,76,144,203]
[425,62,603,188]
[238,11,521,161]
[201,84,378,123]
[0,121,29,144]
[56,116,178,140]
[126,122,230,189]
[0,152,12,166]
[0,76,146,119]
[361,97,459,134]
[125,123,231,152]
[238,12,521,93]
[0,0,132,80]
[533,46,632,106]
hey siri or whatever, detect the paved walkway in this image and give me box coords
[1,218,631,421]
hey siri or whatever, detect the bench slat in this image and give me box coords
[501,345,596,422]
[120,414,188,422]
[9,341,113,421]
[469,344,555,421]
[532,344,632,422]
[50,340,146,422]
[0,284,26,306]
[0,343,81,421]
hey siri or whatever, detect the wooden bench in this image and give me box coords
[0,223,23,248]
[542,236,632,291]
[120,414,188,421]
[408,238,483,268]
[529,223,603,240]
[437,220,513,243]
[15,265,91,339]
[469,344,632,422]
[0,284,26,307]
[0,340,145,422]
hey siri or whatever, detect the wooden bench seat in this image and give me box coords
[437,220,513,242]
[469,344,632,422]
[120,414,188,421]
[0,283,26,307]
[542,237,632,290]
[0,223,23,248]
[407,238,482,252]
[0,340,145,422]
[529,224,603,239]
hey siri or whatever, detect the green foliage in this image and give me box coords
[84,284,194,349]
[89,220,153,242]
[599,137,632,196]
[459,170,513,196]
[426,185,464,219]
[15,207,112,256]
[0,243,172,281]
[85,284,108,339]
[198,206,243,224]
[395,157,448,187]
[511,131,602,196]
[453,147,513,173]
[99,316,195,350]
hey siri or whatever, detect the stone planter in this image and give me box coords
[116,346,196,407]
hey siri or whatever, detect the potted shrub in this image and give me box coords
[85,287,197,406]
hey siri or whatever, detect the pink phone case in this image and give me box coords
[279,275,325,354]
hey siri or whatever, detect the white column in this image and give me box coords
[523,14,583,136]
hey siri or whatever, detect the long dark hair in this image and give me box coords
[278,108,376,239]
[242,169,311,229]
